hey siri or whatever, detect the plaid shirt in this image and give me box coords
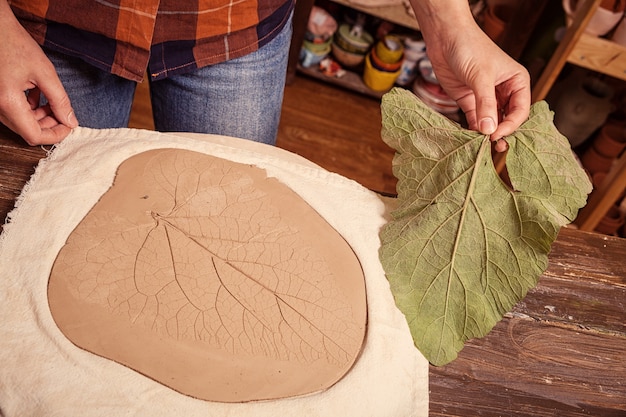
[9,0,294,82]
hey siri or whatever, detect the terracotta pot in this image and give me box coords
[592,171,607,190]
[592,122,626,158]
[581,145,614,174]
[482,3,514,43]
[594,204,625,235]
[554,76,614,148]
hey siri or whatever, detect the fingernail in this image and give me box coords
[479,117,496,135]
[67,110,78,128]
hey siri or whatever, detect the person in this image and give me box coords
[0,0,529,153]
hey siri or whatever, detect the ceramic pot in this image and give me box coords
[562,0,625,36]
[595,204,625,235]
[363,53,401,91]
[581,144,614,174]
[591,122,626,158]
[611,15,626,45]
[395,39,426,87]
[331,42,366,68]
[592,170,607,190]
[554,76,614,148]
[375,35,404,64]
[481,3,514,43]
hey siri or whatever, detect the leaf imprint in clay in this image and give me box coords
[48,148,367,402]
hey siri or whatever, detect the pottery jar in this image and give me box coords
[481,2,515,43]
[554,76,614,148]
[375,35,404,64]
[363,53,401,91]
[611,15,626,45]
[594,204,625,235]
[591,121,626,158]
[581,144,615,174]
[396,38,426,87]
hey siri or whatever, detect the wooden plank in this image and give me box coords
[430,317,626,417]
[567,33,626,82]
[429,226,626,416]
[522,227,626,334]
[0,126,47,227]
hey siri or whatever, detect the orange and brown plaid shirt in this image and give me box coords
[9,0,294,82]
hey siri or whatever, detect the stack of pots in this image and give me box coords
[300,7,337,68]
[363,35,404,91]
[580,120,626,235]
[411,58,459,117]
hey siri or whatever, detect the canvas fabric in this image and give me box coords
[0,127,428,417]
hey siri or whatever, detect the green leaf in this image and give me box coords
[379,88,592,366]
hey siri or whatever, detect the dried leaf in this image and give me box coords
[49,149,366,401]
[379,88,591,366]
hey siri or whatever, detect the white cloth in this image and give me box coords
[0,127,427,417]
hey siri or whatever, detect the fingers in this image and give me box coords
[0,91,74,146]
[40,79,78,130]
[470,72,530,153]
[491,85,531,141]
[4,74,78,146]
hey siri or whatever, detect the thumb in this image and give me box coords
[472,78,498,137]
[39,77,78,129]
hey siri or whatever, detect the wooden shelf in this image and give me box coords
[330,0,419,30]
[567,33,626,81]
[532,0,626,233]
[297,64,387,99]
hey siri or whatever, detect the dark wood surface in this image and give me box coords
[2,75,625,416]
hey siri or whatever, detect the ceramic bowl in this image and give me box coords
[331,42,366,67]
[334,23,374,55]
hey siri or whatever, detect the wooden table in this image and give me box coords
[1,124,625,416]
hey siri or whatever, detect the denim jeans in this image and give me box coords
[45,16,292,145]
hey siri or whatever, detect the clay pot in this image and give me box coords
[482,3,514,43]
[554,76,614,148]
[594,204,625,235]
[591,122,626,158]
[581,145,614,174]
[592,170,608,190]
[611,15,626,45]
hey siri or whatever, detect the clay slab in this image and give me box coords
[48,148,367,402]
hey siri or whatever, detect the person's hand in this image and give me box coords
[410,0,531,152]
[0,1,78,145]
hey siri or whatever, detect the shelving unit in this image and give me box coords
[532,0,626,232]
[287,0,547,98]
[286,0,419,98]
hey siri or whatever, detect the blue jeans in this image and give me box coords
[45,16,292,145]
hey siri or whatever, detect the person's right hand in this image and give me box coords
[0,1,78,145]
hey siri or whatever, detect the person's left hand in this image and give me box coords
[420,19,531,152]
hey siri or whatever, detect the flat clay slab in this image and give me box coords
[48,148,367,402]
